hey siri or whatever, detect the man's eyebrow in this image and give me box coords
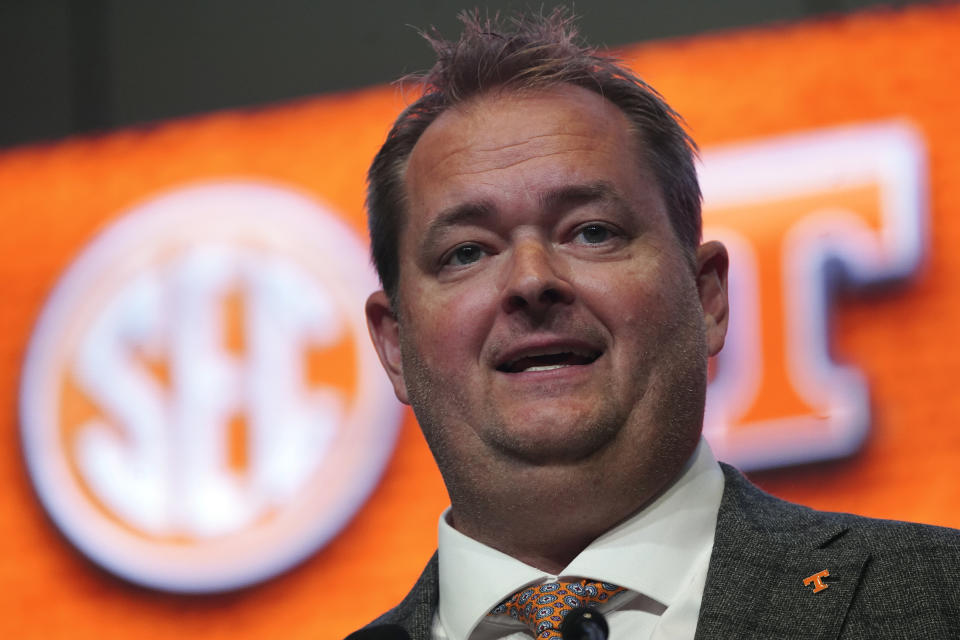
[421,201,495,251]
[539,181,625,212]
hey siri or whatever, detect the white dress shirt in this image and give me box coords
[431,438,725,640]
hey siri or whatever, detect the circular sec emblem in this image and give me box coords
[20,182,402,592]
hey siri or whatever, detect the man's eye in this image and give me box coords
[575,224,613,244]
[446,244,486,266]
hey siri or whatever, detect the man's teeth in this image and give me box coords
[524,364,568,372]
[498,350,601,373]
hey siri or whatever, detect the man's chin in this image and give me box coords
[485,414,620,467]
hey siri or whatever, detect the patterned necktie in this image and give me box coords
[489,579,626,639]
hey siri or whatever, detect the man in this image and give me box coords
[354,9,960,640]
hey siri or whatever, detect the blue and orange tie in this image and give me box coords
[489,579,626,639]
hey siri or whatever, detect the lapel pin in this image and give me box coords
[803,569,830,593]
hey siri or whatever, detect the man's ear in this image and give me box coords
[365,290,410,405]
[695,240,729,357]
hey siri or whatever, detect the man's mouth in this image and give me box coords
[496,348,602,373]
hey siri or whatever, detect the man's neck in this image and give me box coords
[445,454,686,574]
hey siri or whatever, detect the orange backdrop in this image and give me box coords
[2,3,959,638]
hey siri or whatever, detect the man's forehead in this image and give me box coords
[403,85,640,206]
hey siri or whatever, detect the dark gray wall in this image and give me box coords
[0,0,924,149]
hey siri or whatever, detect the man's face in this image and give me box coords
[367,86,727,493]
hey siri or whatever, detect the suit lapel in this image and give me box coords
[694,465,869,640]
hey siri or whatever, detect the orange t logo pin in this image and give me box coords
[803,570,830,593]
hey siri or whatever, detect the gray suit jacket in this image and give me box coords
[356,463,960,639]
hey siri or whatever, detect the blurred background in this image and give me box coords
[2,1,959,638]
[0,0,931,149]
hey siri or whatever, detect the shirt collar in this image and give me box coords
[436,438,724,640]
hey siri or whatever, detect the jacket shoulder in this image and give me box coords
[718,462,960,552]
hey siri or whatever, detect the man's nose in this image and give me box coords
[501,239,575,316]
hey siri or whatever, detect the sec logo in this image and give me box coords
[19,182,403,592]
